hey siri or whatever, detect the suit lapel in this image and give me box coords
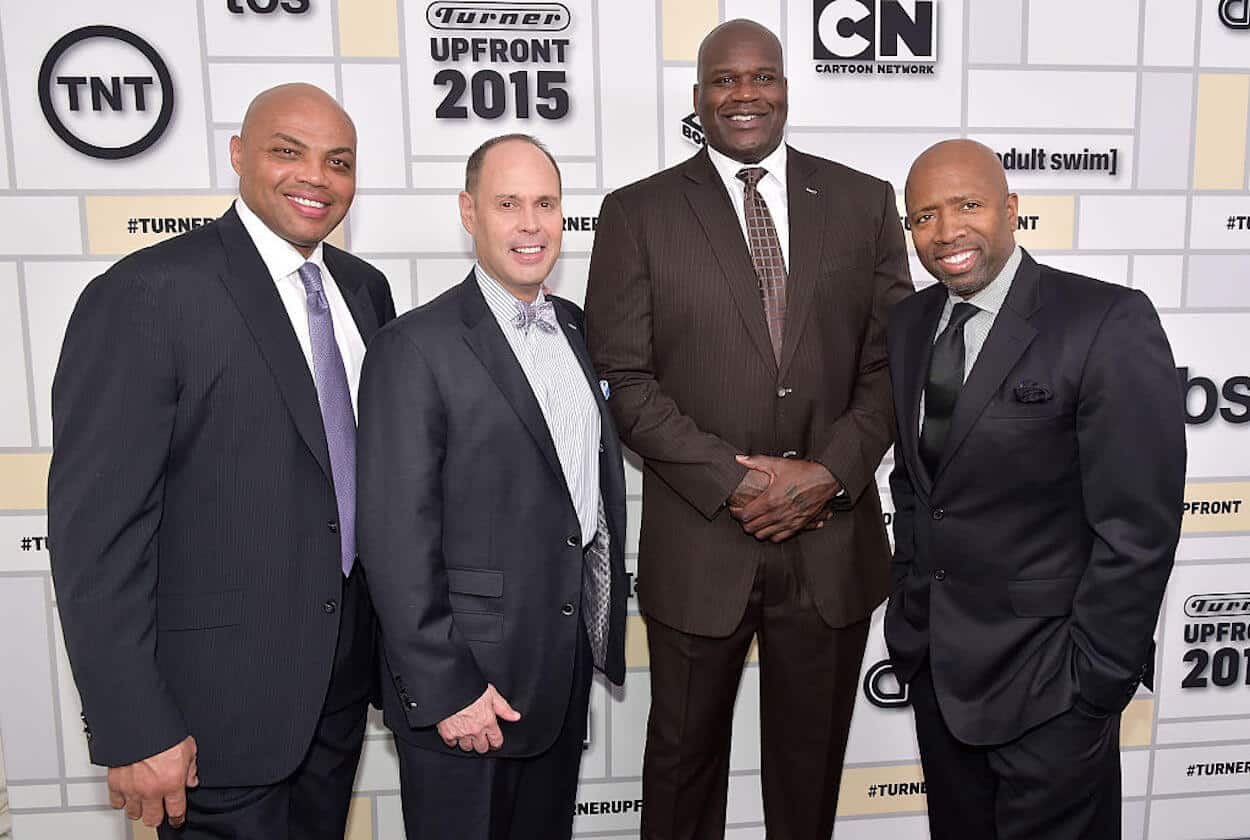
[896,287,946,494]
[214,206,333,483]
[324,246,381,344]
[777,149,827,379]
[935,253,1042,479]
[459,274,565,484]
[681,150,778,375]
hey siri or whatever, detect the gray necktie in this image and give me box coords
[298,262,356,576]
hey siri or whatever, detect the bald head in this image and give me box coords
[240,83,354,142]
[229,83,358,258]
[696,19,783,78]
[905,139,1018,297]
[694,19,788,163]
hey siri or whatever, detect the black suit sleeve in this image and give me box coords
[357,326,488,729]
[586,192,748,519]
[813,181,913,507]
[47,266,188,767]
[1070,289,1185,712]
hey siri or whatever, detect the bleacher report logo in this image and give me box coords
[37,26,174,160]
[814,0,937,62]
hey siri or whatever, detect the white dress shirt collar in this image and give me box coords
[707,141,789,195]
[474,262,549,329]
[235,197,329,282]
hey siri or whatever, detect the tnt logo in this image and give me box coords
[814,0,937,62]
[37,26,174,160]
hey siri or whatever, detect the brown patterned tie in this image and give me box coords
[736,167,787,364]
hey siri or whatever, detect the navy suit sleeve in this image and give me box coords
[1070,289,1185,712]
[357,326,489,729]
[48,265,189,767]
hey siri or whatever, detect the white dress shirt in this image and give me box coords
[707,142,791,271]
[475,265,602,547]
[235,198,366,416]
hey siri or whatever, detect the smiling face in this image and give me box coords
[230,84,356,258]
[905,140,1018,298]
[459,138,562,301]
[694,20,788,164]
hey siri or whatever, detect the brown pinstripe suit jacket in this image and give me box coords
[585,146,913,637]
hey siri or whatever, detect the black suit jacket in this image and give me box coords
[585,147,912,637]
[884,250,1185,746]
[357,273,627,758]
[48,206,396,784]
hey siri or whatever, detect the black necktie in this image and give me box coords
[920,302,979,477]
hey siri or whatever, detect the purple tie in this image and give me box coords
[298,262,355,576]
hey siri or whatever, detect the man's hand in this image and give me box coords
[436,684,522,754]
[729,455,841,542]
[728,463,770,509]
[107,735,198,829]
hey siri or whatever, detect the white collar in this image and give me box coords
[707,142,789,193]
[235,197,327,282]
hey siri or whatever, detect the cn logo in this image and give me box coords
[37,26,174,160]
[814,0,937,62]
[227,0,311,12]
[1220,0,1250,29]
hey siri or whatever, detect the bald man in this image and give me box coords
[49,84,395,838]
[884,140,1185,838]
[586,19,910,839]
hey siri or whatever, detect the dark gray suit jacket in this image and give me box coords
[48,206,395,784]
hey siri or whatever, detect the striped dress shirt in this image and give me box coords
[475,265,601,547]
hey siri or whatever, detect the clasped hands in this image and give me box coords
[728,454,840,542]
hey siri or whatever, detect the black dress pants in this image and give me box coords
[157,565,375,840]
[909,662,1121,840]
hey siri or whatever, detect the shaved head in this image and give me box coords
[904,139,1018,297]
[696,19,783,78]
[230,83,357,258]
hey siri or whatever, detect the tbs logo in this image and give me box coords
[1220,0,1249,29]
[38,26,174,160]
[814,0,937,62]
[227,0,310,11]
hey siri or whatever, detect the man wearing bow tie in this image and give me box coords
[885,139,1186,839]
[357,134,627,839]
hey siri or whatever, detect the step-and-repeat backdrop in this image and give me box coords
[0,1,1248,838]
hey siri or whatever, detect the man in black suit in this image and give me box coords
[885,139,1185,839]
[357,134,627,840]
[48,84,395,837]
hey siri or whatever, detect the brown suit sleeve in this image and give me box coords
[812,181,913,505]
[586,192,747,520]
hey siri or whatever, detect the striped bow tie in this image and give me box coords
[513,298,558,334]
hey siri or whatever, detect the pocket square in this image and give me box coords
[599,379,610,400]
[1013,380,1053,403]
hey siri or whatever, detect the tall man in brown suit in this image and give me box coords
[585,19,912,840]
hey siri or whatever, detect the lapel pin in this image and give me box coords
[567,322,578,331]
[599,379,611,400]
[805,186,819,195]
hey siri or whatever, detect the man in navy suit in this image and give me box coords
[885,139,1185,838]
[49,84,395,837]
[358,134,628,840]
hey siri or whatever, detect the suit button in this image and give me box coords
[777,387,792,398]
[931,508,944,520]
[567,534,580,547]
[933,569,946,581]
[328,521,338,533]
[322,600,337,614]
[599,442,605,453]
[406,700,418,710]
[561,602,575,616]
